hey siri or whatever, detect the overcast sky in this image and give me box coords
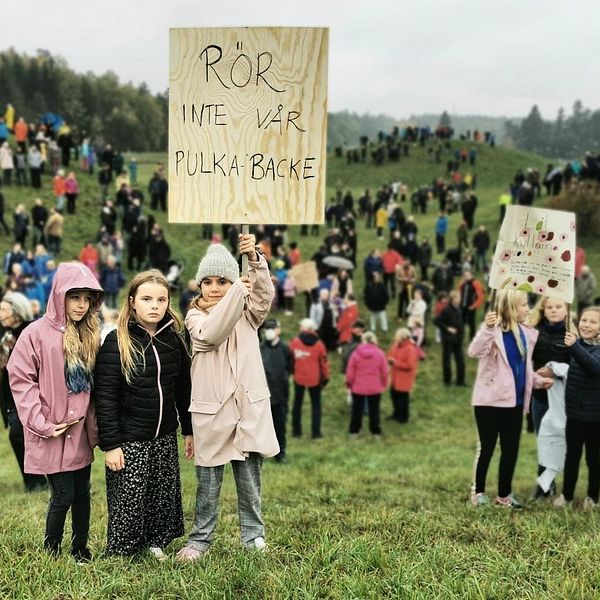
[4,0,599,120]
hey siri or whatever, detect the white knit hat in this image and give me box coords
[195,244,239,284]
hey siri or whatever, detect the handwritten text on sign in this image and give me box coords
[168,28,328,224]
[488,205,576,303]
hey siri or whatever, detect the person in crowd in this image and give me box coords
[554,307,600,510]
[387,328,419,422]
[177,238,279,561]
[435,211,449,254]
[0,142,14,186]
[458,270,485,340]
[575,265,597,316]
[396,259,416,320]
[28,144,43,189]
[52,169,66,211]
[65,172,80,215]
[337,294,359,348]
[529,297,574,499]
[346,331,388,438]
[94,270,192,559]
[31,198,48,247]
[289,318,330,440]
[468,290,552,508]
[472,225,491,273]
[179,279,200,316]
[0,292,48,492]
[99,255,125,309]
[309,288,338,352]
[44,208,64,256]
[7,263,103,561]
[364,272,389,334]
[13,204,29,246]
[381,243,403,299]
[0,191,11,236]
[434,290,466,386]
[260,319,293,463]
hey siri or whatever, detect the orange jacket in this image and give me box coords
[53,176,66,197]
[387,340,419,392]
[336,303,359,344]
[458,277,485,310]
[14,120,28,142]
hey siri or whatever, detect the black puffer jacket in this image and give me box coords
[564,341,600,423]
[531,320,570,405]
[94,318,192,451]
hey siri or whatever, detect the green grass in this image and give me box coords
[1,141,600,599]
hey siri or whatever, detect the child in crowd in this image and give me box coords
[8,263,103,561]
[94,270,192,559]
[177,237,279,561]
[468,290,552,508]
[554,307,600,509]
[282,271,297,315]
[528,296,574,499]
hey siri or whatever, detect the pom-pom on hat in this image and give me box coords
[195,244,239,284]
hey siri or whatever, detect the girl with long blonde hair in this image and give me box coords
[94,270,193,559]
[8,262,103,561]
[467,290,553,508]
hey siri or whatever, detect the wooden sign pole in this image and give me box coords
[241,223,249,277]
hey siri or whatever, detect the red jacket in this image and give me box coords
[382,249,404,274]
[457,277,485,310]
[289,332,329,387]
[336,303,359,344]
[387,340,419,392]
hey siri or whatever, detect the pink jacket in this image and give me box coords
[346,343,389,395]
[185,255,279,467]
[7,262,103,475]
[467,323,544,412]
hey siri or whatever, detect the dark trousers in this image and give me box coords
[473,406,523,497]
[562,418,600,502]
[383,272,396,298]
[270,401,288,459]
[30,168,42,189]
[7,413,47,491]
[292,384,322,437]
[436,233,445,254]
[45,464,92,553]
[390,389,410,423]
[66,193,77,214]
[350,393,381,434]
[441,338,465,385]
[463,308,476,340]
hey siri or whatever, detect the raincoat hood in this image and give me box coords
[45,262,103,329]
[354,342,380,360]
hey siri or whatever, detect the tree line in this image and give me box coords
[506,101,600,159]
[0,48,167,152]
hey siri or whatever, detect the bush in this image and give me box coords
[547,181,600,238]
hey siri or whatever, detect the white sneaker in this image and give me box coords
[582,496,597,511]
[149,547,166,561]
[249,536,268,552]
[553,494,572,508]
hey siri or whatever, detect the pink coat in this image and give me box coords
[467,323,544,412]
[185,255,279,467]
[7,262,102,475]
[346,343,389,395]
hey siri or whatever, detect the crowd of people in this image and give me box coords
[1,107,600,564]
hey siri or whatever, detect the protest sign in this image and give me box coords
[488,205,576,303]
[169,27,328,224]
[290,261,319,293]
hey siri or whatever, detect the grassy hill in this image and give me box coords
[1,142,600,598]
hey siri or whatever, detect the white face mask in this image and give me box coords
[264,329,277,341]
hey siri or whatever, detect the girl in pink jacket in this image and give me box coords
[346,331,389,437]
[8,262,103,561]
[177,235,279,562]
[468,290,552,509]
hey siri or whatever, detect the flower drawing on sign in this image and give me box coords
[546,255,556,264]
[519,227,532,238]
[561,250,571,262]
[499,266,508,275]
[570,221,576,231]
[537,230,549,242]
[500,250,512,262]
[536,285,547,294]
[559,233,568,242]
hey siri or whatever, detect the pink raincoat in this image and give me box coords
[8,262,103,475]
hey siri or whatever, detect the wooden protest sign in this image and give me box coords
[169,27,328,225]
[290,261,319,293]
[488,205,576,302]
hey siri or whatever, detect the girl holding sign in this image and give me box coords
[468,290,553,508]
[177,236,279,561]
